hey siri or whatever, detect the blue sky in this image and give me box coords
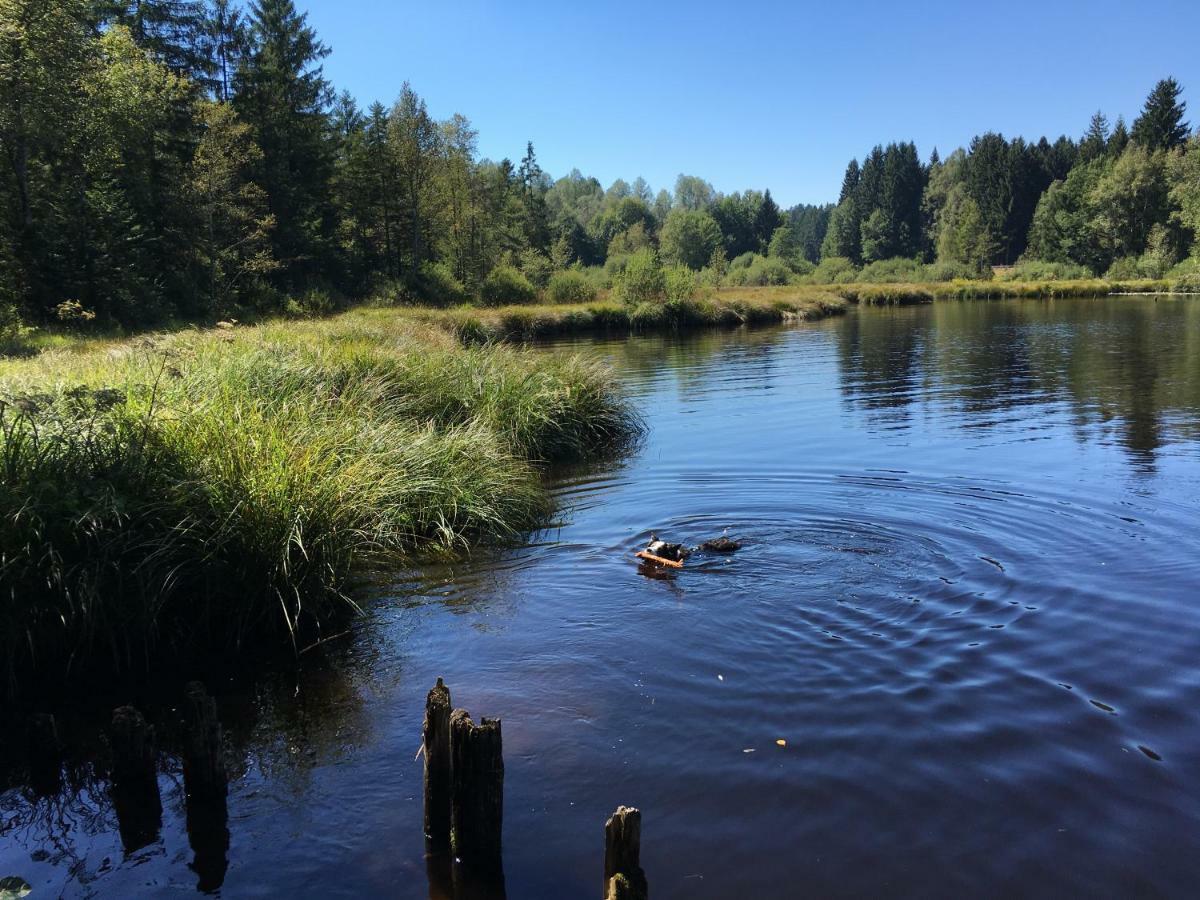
[299,0,1200,207]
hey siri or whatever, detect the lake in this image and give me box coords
[3,296,1199,898]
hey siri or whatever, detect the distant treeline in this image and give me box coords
[2,1,1199,336]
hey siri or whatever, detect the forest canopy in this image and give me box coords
[1,0,1198,334]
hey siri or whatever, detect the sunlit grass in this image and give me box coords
[0,311,641,696]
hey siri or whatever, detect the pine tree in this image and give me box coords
[1131,78,1190,151]
[838,159,860,204]
[104,1,213,82]
[1108,116,1130,157]
[235,0,334,283]
[518,141,550,251]
[1079,111,1110,162]
[753,188,782,252]
[205,0,249,102]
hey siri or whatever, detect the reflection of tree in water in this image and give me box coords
[836,297,1200,470]
[836,305,930,425]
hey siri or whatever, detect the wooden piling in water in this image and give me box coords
[423,677,453,852]
[449,708,504,872]
[182,681,227,807]
[604,806,647,900]
[110,705,162,851]
[28,713,61,795]
[111,706,159,802]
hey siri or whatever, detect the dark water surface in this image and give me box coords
[4,297,1200,897]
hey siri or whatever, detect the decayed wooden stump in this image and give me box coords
[607,873,635,900]
[449,709,504,872]
[182,681,227,806]
[604,806,647,900]
[423,677,453,851]
[110,705,162,851]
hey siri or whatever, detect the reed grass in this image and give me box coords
[0,311,641,697]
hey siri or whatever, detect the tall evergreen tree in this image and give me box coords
[518,140,550,251]
[1109,116,1130,157]
[204,0,249,102]
[1131,78,1189,152]
[235,0,334,284]
[1079,111,1110,162]
[838,159,860,203]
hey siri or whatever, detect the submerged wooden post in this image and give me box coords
[110,705,162,851]
[449,709,503,872]
[423,677,453,852]
[182,682,227,807]
[604,806,647,900]
[28,713,62,795]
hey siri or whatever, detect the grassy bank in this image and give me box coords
[388,278,1180,342]
[398,288,850,343]
[0,311,640,698]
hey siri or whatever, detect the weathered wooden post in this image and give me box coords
[110,705,162,851]
[181,682,230,892]
[449,709,504,872]
[28,713,62,795]
[604,806,647,900]
[423,677,453,852]
[182,682,227,806]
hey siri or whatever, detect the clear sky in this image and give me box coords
[299,0,1200,207]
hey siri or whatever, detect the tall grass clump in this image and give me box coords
[0,313,640,697]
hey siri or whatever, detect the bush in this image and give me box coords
[663,264,698,301]
[808,256,859,284]
[729,251,758,270]
[856,257,927,283]
[417,262,468,306]
[546,268,598,304]
[480,265,537,306]
[726,255,793,286]
[614,249,665,305]
[519,250,554,289]
[925,260,988,282]
[1104,256,1141,280]
[603,253,631,287]
[1000,259,1092,281]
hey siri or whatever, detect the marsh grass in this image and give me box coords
[0,312,640,697]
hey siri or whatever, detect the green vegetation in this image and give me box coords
[2,2,1195,349]
[0,312,640,696]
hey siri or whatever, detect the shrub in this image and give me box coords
[603,253,631,287]
[1104,256,1141,280]
[614,249,665,305]
[856,257,926,283]
[726,255,793,286]
[808,256,859,284]
[729,251,758,270]
[926,260,988,282]
[519,250,554,289]
[1000,260,1092,281]
[417,262,468,306]
[480,265,537,306]
[663,264,698,301]
[547,268,598,303]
